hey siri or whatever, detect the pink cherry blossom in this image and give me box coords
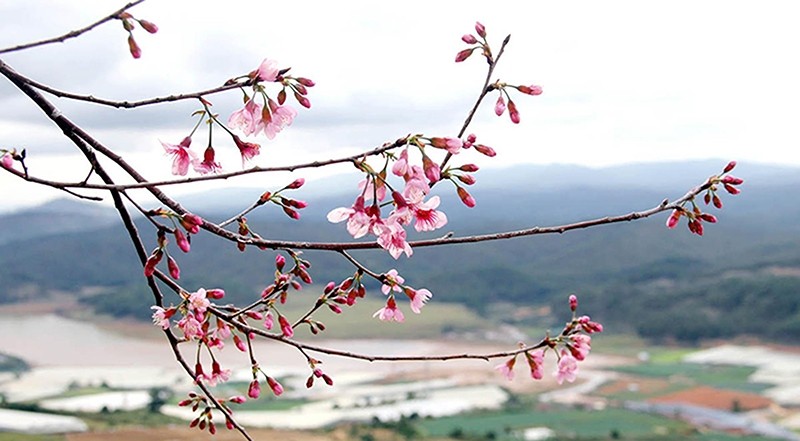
[232,135,261,166]
[161,136,197,176]
[256,58,280,82]
[228,99,263,136]
[525,349,545,380]
[264,100,297,139]
[392,148,410,177]
[327,196,379,239]
[359,177,387,202]
[193,146,222,174]
[150,306,172,329]
[381,269,405,295]
[376,219,413,259]
[187,289,210,314]
[568,334,592,361]
[207,361,231,387]
[494,356,516,381]
[412,196,448,232]
[177,314,203,340]
[555,350,578,384]
[407,288,432,314]
[373,296,405,322]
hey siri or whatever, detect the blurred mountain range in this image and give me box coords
[1,160,798,343]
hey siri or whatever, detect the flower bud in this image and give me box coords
[277,89,287,105]
[723,161,737,173]
[138,19,158,34]
[144,250,162,277]
[712,195,722,209]
[457,187,476,208]
[495,95,506,116]
[247,379,261,399]
[286,178,305,189]
[666,209,681,229]
[455,48,475,62]
[722,175,744,185]
[206,288,225,299]
[282,206,300,220]
[518,85,543,95]
[127,35,141,59]
[508,100,520,124]
[473,144,497,157]
[294,92,311,108]
[296,77,315,87]
[174,229,190,253]
[723,183,740,195]
[279,315,294,338]
[167,256,180,279]
[267,376,284,396]
[475,21,486,38]
[456,174,476,185]
[462,34,478,44]
[459,163,479,172]
[569,294,578,311]
[275,254,286,272]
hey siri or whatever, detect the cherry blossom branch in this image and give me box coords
[0,1,146,54]
[2,136,409,192]
[0,165,103,201]
[22,73,252,108]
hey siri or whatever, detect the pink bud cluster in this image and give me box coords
[455,22,489,63]
[1,148,17,169]
[117,12,157,59]
[666,161,743,236]
[178,391,247,435]
[495,294,603,384]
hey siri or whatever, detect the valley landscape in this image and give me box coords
[1,161,799,440]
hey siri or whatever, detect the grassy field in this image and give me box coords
[416,407,693,440]
[611,362,770,393]
[274,296,491,339]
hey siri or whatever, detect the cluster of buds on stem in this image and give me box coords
[455,21,491,63]
[495,294,602,384]
[666,161,743,236]
[178,392,246,434]
[117,12,157,59]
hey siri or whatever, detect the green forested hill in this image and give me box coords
[1,161,798,343]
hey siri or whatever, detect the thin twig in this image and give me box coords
[0,1,146,54]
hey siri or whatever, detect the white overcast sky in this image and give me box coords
[1,0,799,211]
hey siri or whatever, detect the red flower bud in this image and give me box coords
[138,19,158,34]
[712,195,723,209]
[722,175,744,185]
[518,85,543,96]
[294,92,311,108]
[247,379,261,399]
[206,288,225,299]
[282,206,300,220]
[457,187,476,208]
[286,178,305,189]
[174,229,190,253]
[296,77,315,87]
[456,174,476,185]
[508,100,520,124]
[455,48,475,62]
[723,183,741,195]
[723,161,737,173]
[569,294,578,311]
[144,250,163,277]
[459,163,479,172]
[462,34,478,44]
[277,89,287,105]
[275,254,286,272]
[127,35,141,59]
[167,256,180,279]
[666,209,682,229]
[473,144,496,157]
[475,21,486,38]
[267,376,284,396]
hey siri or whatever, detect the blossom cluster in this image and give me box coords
[327,135,493,259]
[161,58,313,175]
[666,161,743,236]
[456,22,543,124]
[495,294,603,384]
[117,12,157,59]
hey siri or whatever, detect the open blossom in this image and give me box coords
[232,135,261,166]
[381,269,405,295]
[187,289,210,313]
[376,219,413,259]
[374,296,405,322]
[256,58,280,82]
[207,361,231,387]
[177,314,203,340]
[555,350,578,384]
[495,356,516,381]
[411,195,448,232]
[407,288,432,314]
[150,306,173,329]
[327,196,379,239]
[264,100,297,139]
[193,146,222,175]
[161,136,196,176]
[228,99,263,136]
